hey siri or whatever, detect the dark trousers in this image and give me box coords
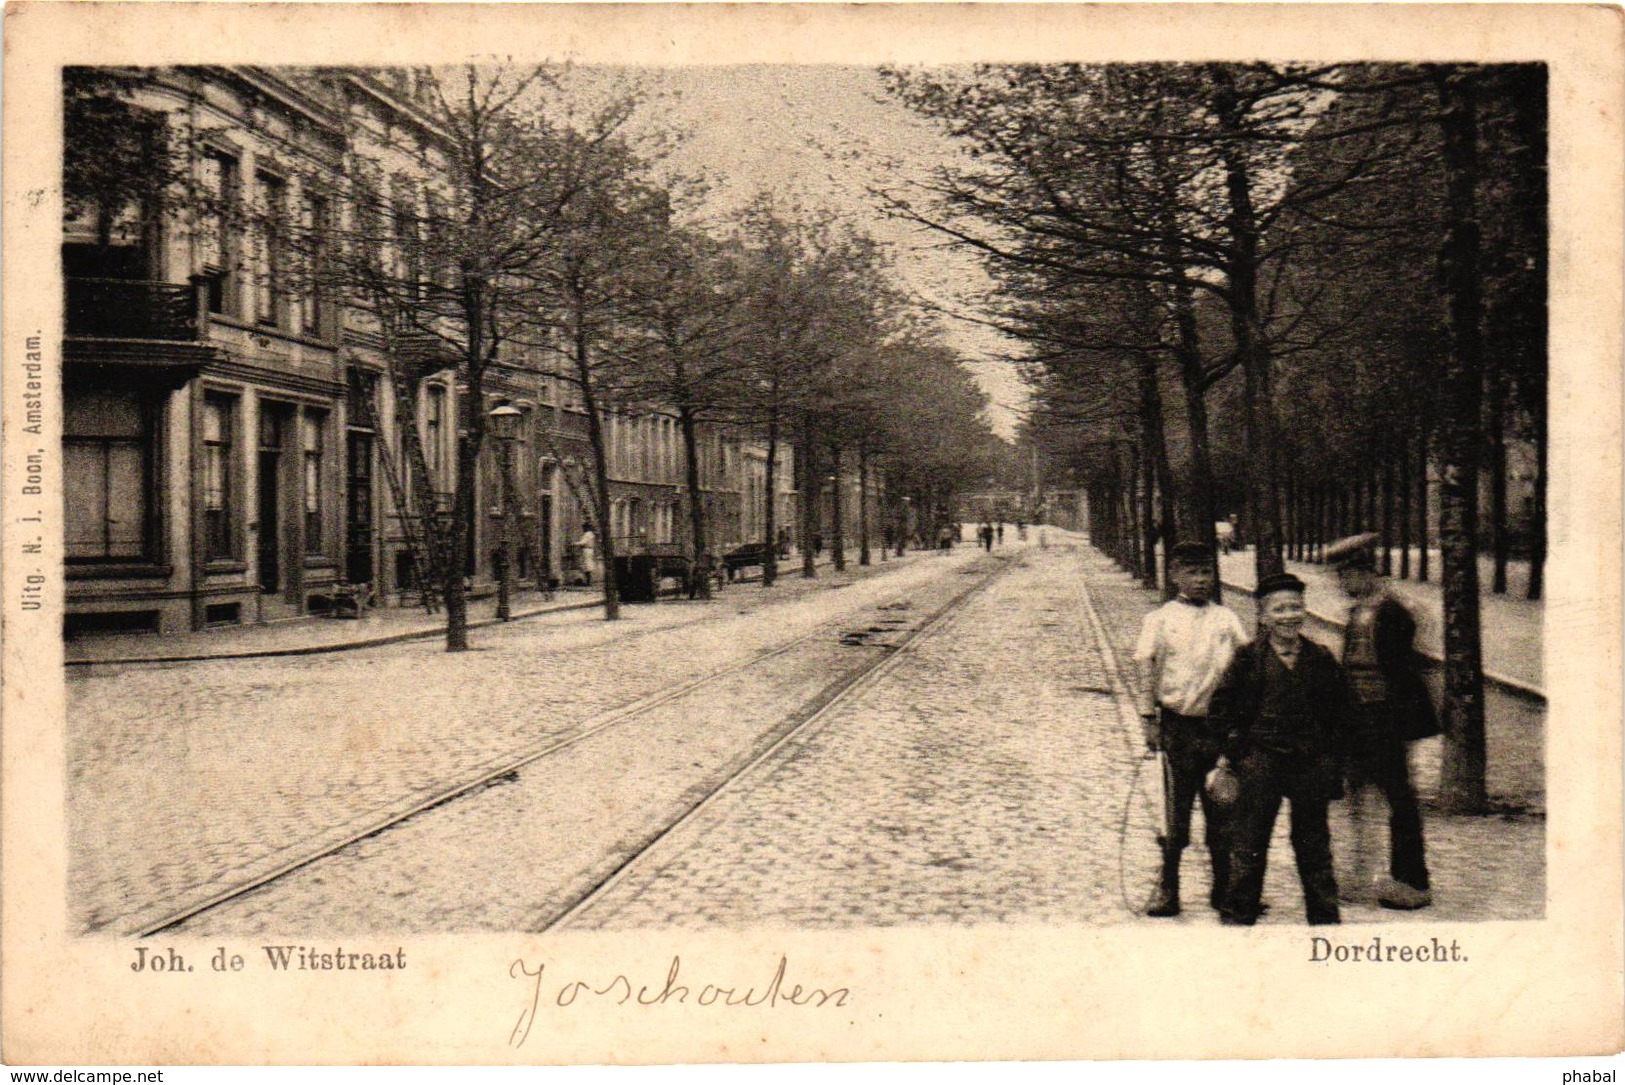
[1225,750,1341,925]
[1159,711,1230,897]
[1347,710,1430,891]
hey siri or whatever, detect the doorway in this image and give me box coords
[258,405,286,595]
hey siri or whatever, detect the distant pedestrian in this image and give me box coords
[937,525,953,552]
[1133,541,1251,917]
[1215,520,1235,555]
[1210,573,1348,926]
[576,525,597,586]
[813,531,824,558]
[979,522,994,552]
[996,522,1005,545]
[1326,533,1437,910]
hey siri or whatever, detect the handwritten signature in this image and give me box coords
[509,955,852,1047]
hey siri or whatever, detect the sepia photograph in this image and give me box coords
[3,1,1620,1067]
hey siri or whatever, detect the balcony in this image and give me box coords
[66,277,206,342]
[63,277,217,389]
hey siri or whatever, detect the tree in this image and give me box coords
[881,63,1434,582]
[308,64,660,644]
[732,202,890,581]
[525,163,674,621]
[1432,65,1490,813]
[617,227,756,598]
[63,68,185,271]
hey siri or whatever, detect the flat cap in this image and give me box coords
[1169,541,1212,564]
[1324,532,1380,570]
[1255,572,1307,599]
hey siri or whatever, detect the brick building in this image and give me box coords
[62,66,792,636]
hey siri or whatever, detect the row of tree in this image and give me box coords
[880,62,1547,812]
[67,65,1007,651]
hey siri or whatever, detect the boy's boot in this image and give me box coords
[1145,846,1182,917]
[1208,845,1231,912]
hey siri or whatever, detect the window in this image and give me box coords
[423,190,455,292]
[302,194,329,337]
[199,151,239,315]
[346,367,378,430]
[65,389,153,562]
[202,395,235,559]
[302,412,324,552]
[254,172,286,326]
[424,384,447,487]
[394,193,421,303]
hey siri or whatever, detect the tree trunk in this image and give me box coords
[858,447,871,566]
[1513,68,1548,604]
[1418,426,1431,584]
[830,445,846,572]
[1140,435,1158,590]
[762,412,779,587]
[573,295,619,621]
[799,416,817,578]
[1215,81,1284,582]
[1488,371,1510,594]
[443,419,474,651]
[1381,452,1395,576]
[1289,476,1301,562]
[1151,138,1220,572]
[1528,402,1546,600]
[442,281,491,652]
[1129,318,1178,594]
[1318,482,1329,563]
[1399,432,1413,580]
[1366,461,1378,532]
[1435,67,1489,814]
[679,406,709,600]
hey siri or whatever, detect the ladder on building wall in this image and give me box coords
[354,365,442,615]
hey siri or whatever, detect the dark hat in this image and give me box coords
[1255,572,1306,600]
[1324,532,1380,571]
[1169,541,1212,565]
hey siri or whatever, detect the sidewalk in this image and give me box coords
[1219,548,1543,698]
[64,550,884,666]
[64,588,600,665]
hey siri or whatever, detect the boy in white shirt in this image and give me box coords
[1133,541,1250,917]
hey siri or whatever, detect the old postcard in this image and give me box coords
[3,1,1620,1066]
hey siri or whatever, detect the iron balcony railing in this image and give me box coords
[65,277,206,342]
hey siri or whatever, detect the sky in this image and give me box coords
[572,64,1029,439]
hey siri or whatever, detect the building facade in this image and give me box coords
[62,66,793,636]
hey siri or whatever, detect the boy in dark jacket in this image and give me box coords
[1328,534,1437,910]
[1210,573,1347,926]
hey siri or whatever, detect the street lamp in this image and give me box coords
[488,403,522,621]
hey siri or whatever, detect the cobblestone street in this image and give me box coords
[69,547,984,933]
[571,541,1544,929]
[69,533,1544,935]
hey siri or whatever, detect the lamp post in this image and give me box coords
[488,403,522,621]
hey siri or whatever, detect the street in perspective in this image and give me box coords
[69,528,1543,936]
[58,62,1546,937]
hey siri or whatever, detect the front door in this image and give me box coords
[538,493,553,581]
[258,408,284,594]
[346,431,374,584]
